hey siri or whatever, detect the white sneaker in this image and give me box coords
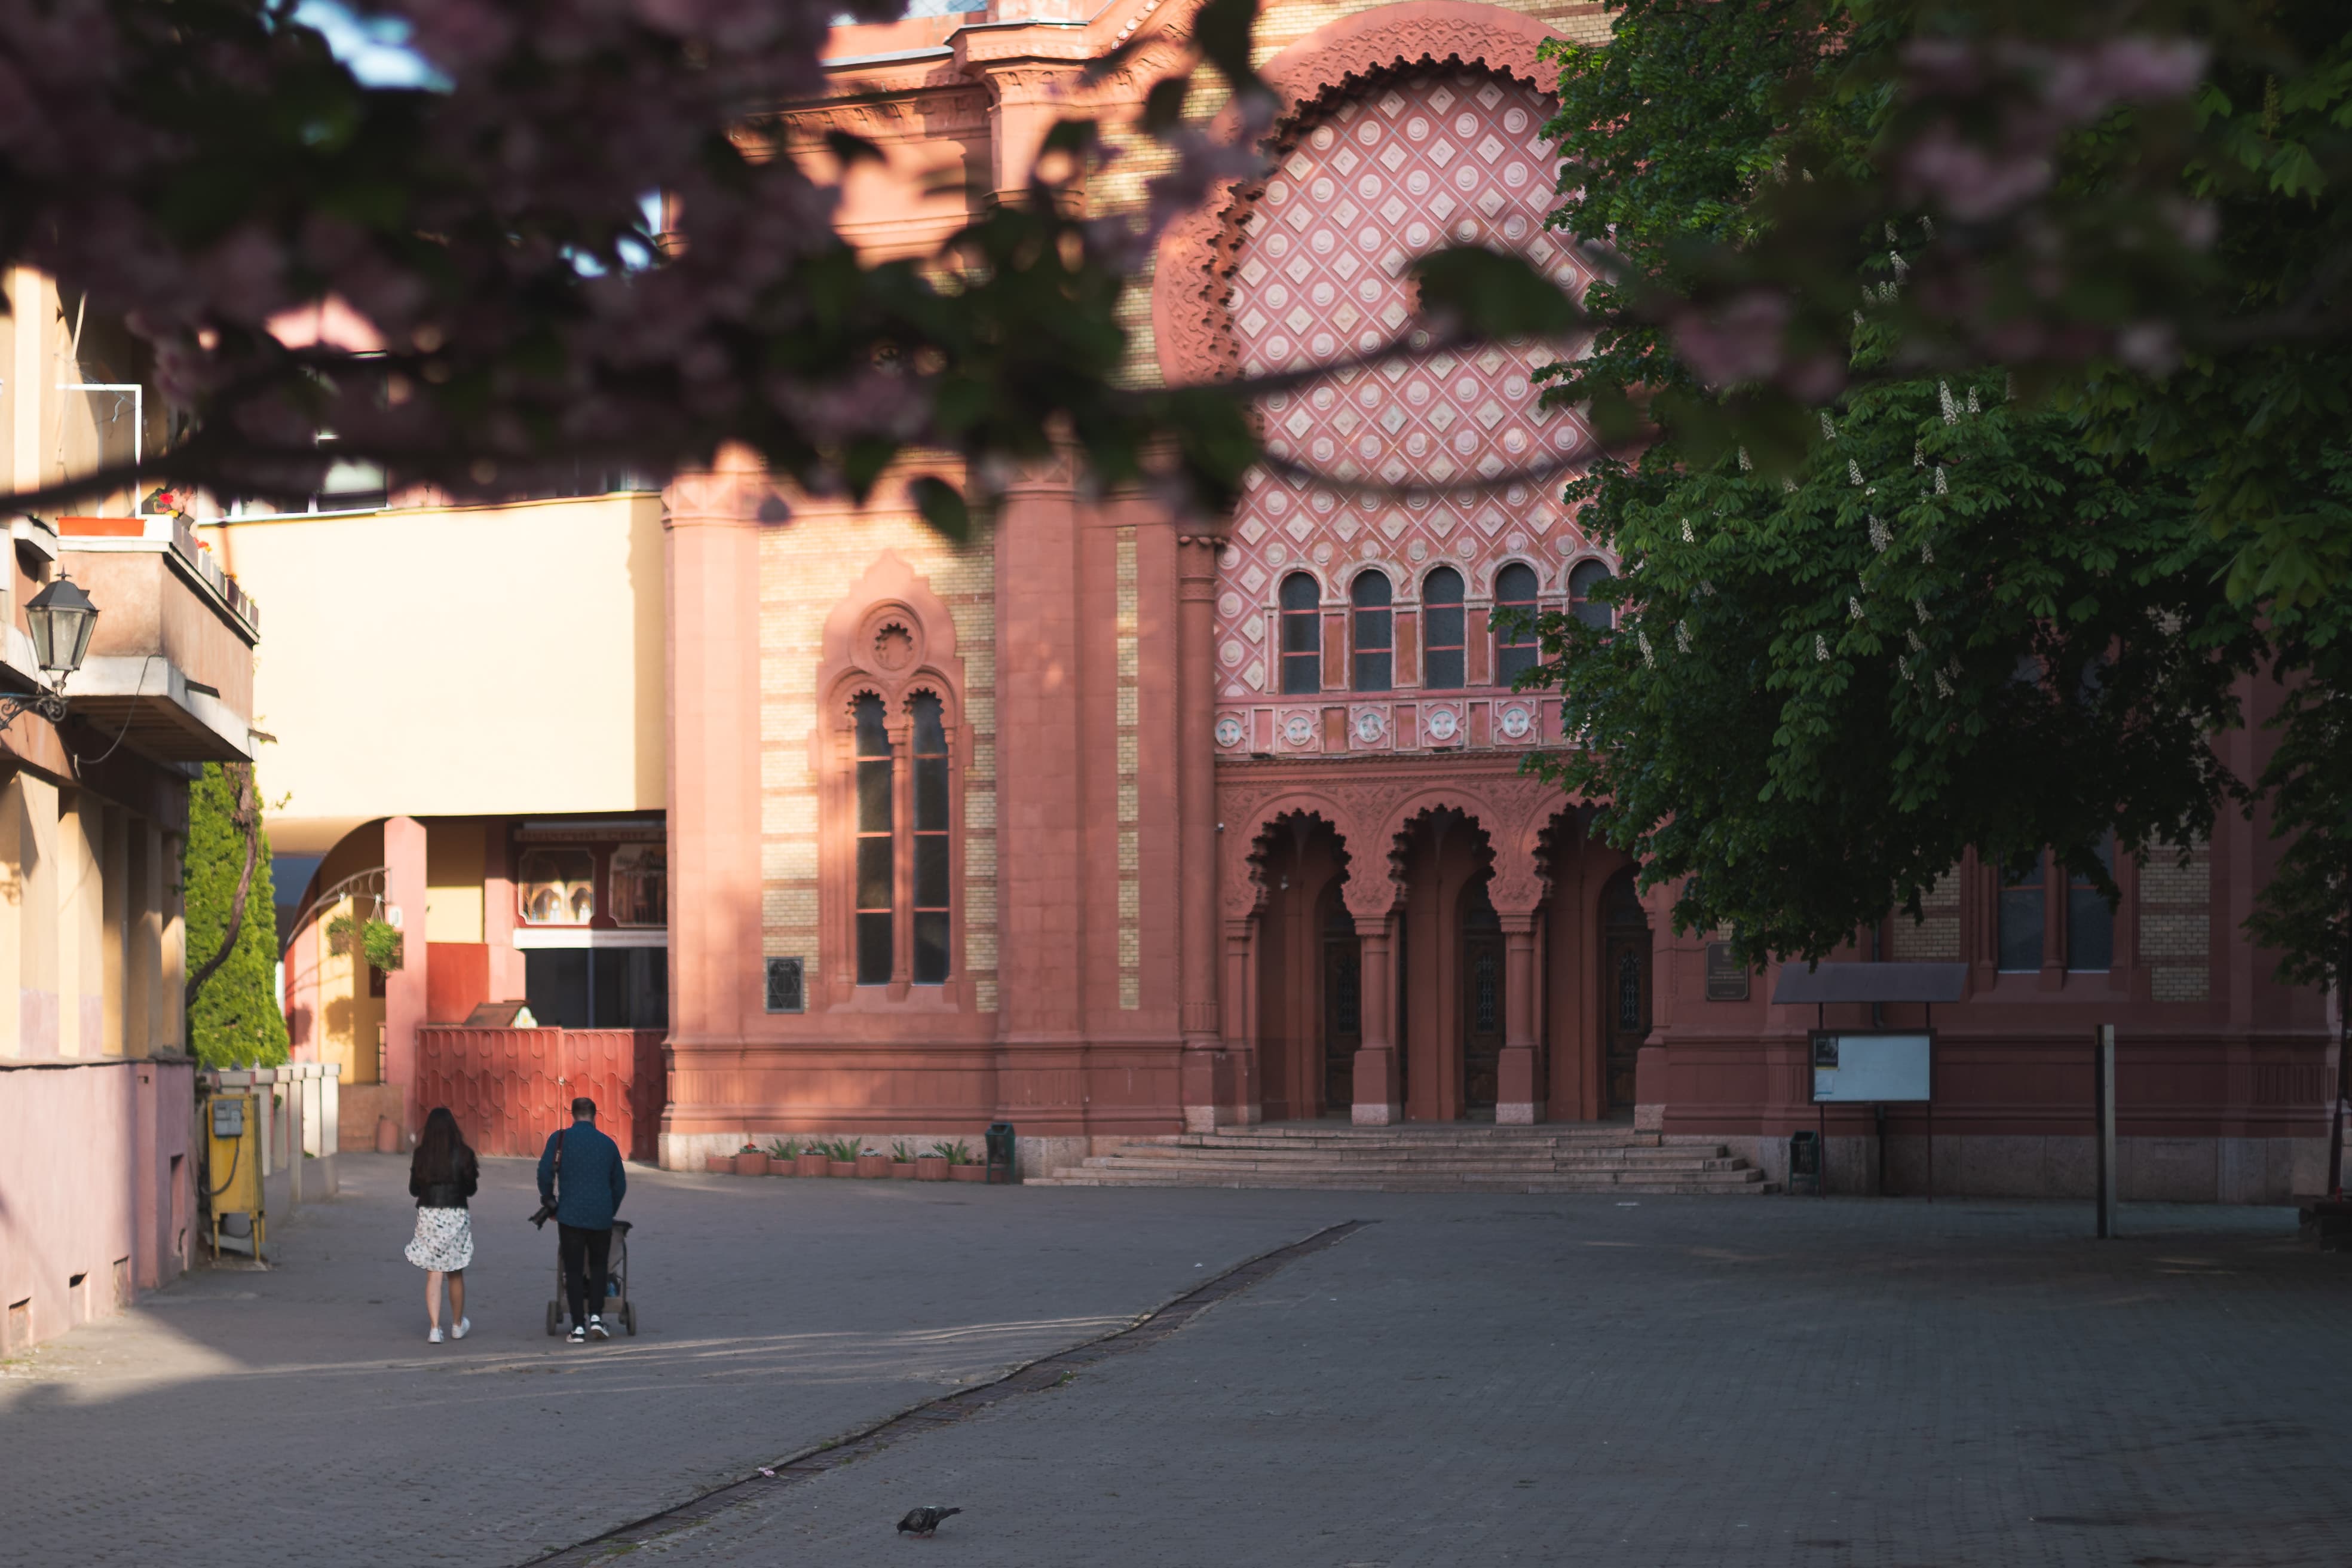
[587,1315,610,1341]
[428,1325,445,1344]
[452,1317,471,1341]
[568,1324,586,1343]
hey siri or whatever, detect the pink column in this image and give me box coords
[483,819,525,1004]
[1223,917,1261,1126]
[382,815,429,1138]
[1351,911,1401,1125]
[1496,912,1542,1124]
[1177,534,1232,1129]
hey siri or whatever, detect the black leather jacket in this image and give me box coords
[411,1148,480,1209]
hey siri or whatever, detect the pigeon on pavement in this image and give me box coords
[896,1506,962,1538]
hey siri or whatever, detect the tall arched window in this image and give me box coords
[1569,559,1615,630]
[1423,566,1465,689]
[1350,571,1392,691]
[1493,562,1540,685]
[911,692,951,985]
[1279,572,1322,694]
[853,693,894,985]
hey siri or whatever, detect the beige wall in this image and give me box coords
[198,494,667,853]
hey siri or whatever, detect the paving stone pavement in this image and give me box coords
[0,1153,1350,1567]
[578,1197,2352,1568]
[4,1161,2347,1568]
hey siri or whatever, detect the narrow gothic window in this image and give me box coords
[1998,851,2045,972]
[1570,559,1615,630]
[1494,562,1540,685]
[1475,948,1500,1033]
[1350,570,1392,691]
[1616,947,1642,1029]
[1423,566,1465,689]
[853,693,894,985]
[911,691,951,985]
[1280,572,1322,694]
[2066,831,2115,972]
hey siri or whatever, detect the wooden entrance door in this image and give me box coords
[1321,899,1361,1115]
[1461,889,1503,1114]
[1600,869,1650,1115]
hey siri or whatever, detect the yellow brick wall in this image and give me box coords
[1889,868,1962,962]
[2139,839,2210,1003]
[759,515,997,1007]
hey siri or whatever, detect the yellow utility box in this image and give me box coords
[204,1092,265,1258]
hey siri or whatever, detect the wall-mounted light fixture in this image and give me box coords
[0,571,99,728]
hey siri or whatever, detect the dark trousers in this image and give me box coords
[558,1224,612,1327]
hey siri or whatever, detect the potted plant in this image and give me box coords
[890,1140,918,1179]
[705,1152,732,1174]
[826,1136,860,1178]
[733,1143,770,1177]
[855,1144,892,1179]
[795,1141,832,1178]
[767,1137,803,1175]
[915,1146,950,1182]
[938,1140,987,1183]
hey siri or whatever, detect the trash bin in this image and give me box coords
[985,1122,1018,1184]
[1788,1129,1821,1196]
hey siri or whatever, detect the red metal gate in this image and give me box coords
[414,1027,667,1161]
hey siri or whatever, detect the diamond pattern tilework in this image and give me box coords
[1216,74,1597,735]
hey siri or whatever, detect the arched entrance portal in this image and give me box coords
[1459,881,1504,1115]
[1599,867,1652,1116]
[1253,814,1354,1120]
[1393,807,1496,1122]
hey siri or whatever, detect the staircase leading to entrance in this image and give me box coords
[1031,1123,1777,1194]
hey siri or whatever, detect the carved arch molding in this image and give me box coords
[1151,1,1564,387]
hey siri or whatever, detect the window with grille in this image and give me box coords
[1998,850,2045,972]
[2066,831,2116,972]
[1569,559,1615,630]
[1423,566,1465,689]
[911,691,951,985]
[1493,562,1540,685]
[853,693,894,985]
[1474,948,1500,1033]
[1617,947,1642,1028]
[1279,572,1322,694]
[1350,571,1392,691]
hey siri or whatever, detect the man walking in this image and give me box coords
[537,1097,627,1343]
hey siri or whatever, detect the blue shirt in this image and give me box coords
[537,1122,627,1230]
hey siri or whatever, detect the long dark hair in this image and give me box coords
[412,1107,472,1184]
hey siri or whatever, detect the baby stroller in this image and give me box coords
[544,1218,638,1336]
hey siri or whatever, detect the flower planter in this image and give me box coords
[915,1156,950,1183]
[733,1152,770,1177]
[770,1155,797,1177]
[949,1164,987,1183]
[890,1162,918,1180]
[705,1156,732,1175]
[796,1151,831,1178]
[828,1159,858,1178]
[855,1152,892,1179]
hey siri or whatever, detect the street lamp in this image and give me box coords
[0,571,99,728]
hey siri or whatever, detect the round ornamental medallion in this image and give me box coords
[1282,712,1317,748]
[1498,703,1533,740]
[1353,707,1386,743]
[1423,706,1461,743]
[1214,715,1245,748]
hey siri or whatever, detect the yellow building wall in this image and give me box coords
[197,493,667,854]
[424,819,486,943]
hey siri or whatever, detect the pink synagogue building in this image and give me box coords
[638,0,2338,1198]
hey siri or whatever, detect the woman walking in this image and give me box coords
[405,1107,480,1343]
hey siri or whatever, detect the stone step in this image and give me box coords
[1077,1147,1759,1171]
[1028,1172,1776,1193]
[1133,1144,1730,1164]
[1181,1128,1661,1145]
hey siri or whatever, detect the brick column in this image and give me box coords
[1177,534,1232,1129]
[1352,912,1402,1125]
[1497,911,1542,1124]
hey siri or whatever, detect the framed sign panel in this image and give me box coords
[1810,1031,1931,1104]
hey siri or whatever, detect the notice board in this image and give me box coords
[1809,1031,1931,1104]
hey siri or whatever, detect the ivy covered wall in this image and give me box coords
[184,762,289,1067]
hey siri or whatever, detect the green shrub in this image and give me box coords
[184,762,288,1068]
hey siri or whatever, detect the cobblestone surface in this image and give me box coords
[4,1161,2345,1568]
[602,1198,2351,1568]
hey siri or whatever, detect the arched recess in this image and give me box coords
[1388,803,1499,1121]
[1152,1,1565,385]
[1250,810,1356,1120]
[810,552,973,1009]
[1536,807,1637,1120]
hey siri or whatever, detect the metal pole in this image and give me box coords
[2095,1024,2117,1238]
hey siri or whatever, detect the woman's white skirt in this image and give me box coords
[405,1206,475,1272]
